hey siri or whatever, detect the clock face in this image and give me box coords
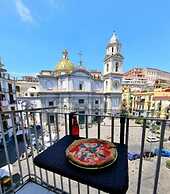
[45,80,53,89]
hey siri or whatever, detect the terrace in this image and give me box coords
[0,107,170,194]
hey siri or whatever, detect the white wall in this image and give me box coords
[39,77,57,91]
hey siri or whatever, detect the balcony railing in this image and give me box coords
[0,107,170,194]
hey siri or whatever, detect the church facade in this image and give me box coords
[37,33,123,123]
[17,34,123,123]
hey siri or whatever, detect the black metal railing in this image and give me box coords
[0,107,169,194]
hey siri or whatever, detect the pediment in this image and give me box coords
[113,53,123,58]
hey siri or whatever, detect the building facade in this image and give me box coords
[143,68,170,85]
[122,67,170,118]
[123,67,170,91]
[36,33,124,124]
[0,60,17,143]
[16,76,41,110]
[123,86,170,118]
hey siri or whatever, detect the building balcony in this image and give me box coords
[0,107,170,194]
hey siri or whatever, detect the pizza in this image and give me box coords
[66,138,117,169]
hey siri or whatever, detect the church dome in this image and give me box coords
[55,49,74,73]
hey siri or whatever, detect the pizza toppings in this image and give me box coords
[66,138,117,169]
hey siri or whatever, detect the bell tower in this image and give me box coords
[103,32,123,114]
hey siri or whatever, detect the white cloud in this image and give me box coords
[15,0,33,23]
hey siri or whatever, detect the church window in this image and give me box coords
[112,47,114,53]
[79,83,83,90]
[11,107,15,111]
[79,99,84,104]
[95,100,99,104]
[112,98,119,107]
[115,62,119,72]
[49,101,54,106]
[106,64,109,72]
[49,115,54,123]
[106,81,108,88]
[16,86,20,92]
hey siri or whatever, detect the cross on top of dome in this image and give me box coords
[62,49,69,59]
[55,49,74,73]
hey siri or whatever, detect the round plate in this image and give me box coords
[66,139,118,170]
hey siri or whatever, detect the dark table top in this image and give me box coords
[34,135,129,194]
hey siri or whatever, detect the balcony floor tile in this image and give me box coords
[16,182,56,194]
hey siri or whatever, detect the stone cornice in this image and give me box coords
[104,53,124,62]
[103,72,123,78]
[38,91,104,95]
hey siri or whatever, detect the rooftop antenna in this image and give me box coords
[78,51,83,66]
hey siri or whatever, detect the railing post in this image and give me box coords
[125,118,129,146]
[97,115,101,139]
[120,116,126,144]
[111,117,114,143]
[55,113,59,140]
[137,119,146,194]
[153,120,166,194]
[64,113,68,135]
[11,112,24,182]
[26,111,37,183]
[85,115,88,138]
[69,112,74,135]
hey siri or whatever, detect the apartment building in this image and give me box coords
[0,60,17,143]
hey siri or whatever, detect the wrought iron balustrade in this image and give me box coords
[0,107,169,194]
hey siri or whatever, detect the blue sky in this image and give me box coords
[0,0,170,77]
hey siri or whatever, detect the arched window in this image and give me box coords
[79,82,83,90]
[50,115,54,123]
[16,86,20,92]
[113,81,119,89]
[115,62,119,72]
[79,84,82,90]
[106,64,109,72]
[106,81,108,88]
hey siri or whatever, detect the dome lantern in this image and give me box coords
[62,49,68,60]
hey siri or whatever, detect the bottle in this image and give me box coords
[71,115,79,137]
